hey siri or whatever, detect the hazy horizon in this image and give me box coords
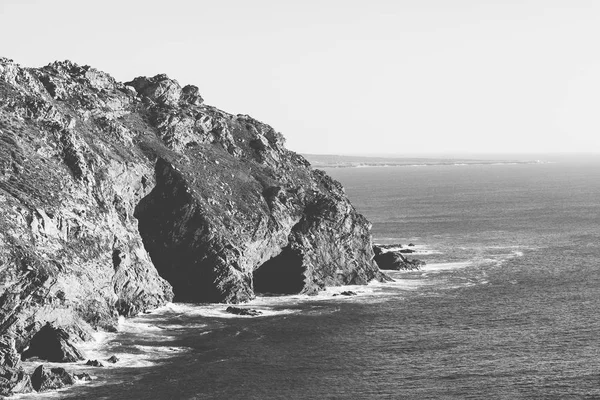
[2,0,600,155]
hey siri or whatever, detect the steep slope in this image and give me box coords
[0,57,383,392]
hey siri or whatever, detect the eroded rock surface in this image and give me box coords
[22,323,84,362]
[0,57,385,379]
[30,365,74,392]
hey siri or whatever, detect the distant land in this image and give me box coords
[302,154,545,168]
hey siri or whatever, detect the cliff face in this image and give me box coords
[0,56,383,379]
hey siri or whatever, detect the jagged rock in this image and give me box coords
[22,323,84,362]
[106,355,119,363]
[125,74,182,106]
[30,365,74,392]
[0,57,174,368]
[181,85,203,106]
[0,337,19,368]
[373,245,424,271]
[73,372,92,381]
[85,359,104,367]
[225,306,262,316]
[0,365,33,396]
[0,57,385,365]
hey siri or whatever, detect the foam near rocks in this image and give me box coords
[421,261,473,271]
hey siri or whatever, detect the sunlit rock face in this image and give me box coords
[0,57,384,368]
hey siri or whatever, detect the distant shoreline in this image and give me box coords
[302,155,547,168]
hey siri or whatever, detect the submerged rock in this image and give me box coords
[85,359,104,367]
[73,372,92,381]
[106,355,119,364]
[333,290,358,297]
[225,306,262,316]
[30,365,74,392]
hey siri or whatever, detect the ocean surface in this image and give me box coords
[19,156,600,399]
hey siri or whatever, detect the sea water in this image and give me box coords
[19,157,600,399]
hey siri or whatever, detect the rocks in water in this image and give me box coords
[106,355,119,364]
[372,245,425,271]
[225,306,262,316]
[85,359,104,367]
[399,249,415,253]
[333,291,358,297]
[30,365,74,392]
[22,323,84,362]
[408,243,415,247]
[73,372,92,381]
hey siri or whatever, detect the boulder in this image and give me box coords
[85,359,104,367]
[30,365,74,392]
[125,74,182,106]
[106,355,119,364]
[181,84,204,105]
[74,372,92,381]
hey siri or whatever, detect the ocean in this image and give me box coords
[19,156,600,399]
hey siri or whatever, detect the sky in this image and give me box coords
[1,0,600,155]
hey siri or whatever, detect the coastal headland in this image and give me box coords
[0,58,391,396]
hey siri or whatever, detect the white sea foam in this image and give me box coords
[377,243,441,256]
[421,261,472,271]
[149,302,300,319]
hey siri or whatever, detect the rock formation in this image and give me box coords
[0,56,385,392]
[373,245,424,270]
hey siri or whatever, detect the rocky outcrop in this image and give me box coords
[0,365,33,396]
[373,245,424,271]
[30,365,74,392]
[0,56,385,381]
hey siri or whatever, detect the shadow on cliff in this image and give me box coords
[252,247,305,295]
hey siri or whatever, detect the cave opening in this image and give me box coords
[253,247,305,295]
[133,158,224,303]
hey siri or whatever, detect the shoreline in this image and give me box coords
[10,240,525,399]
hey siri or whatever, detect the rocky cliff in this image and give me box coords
[0,57,383,394]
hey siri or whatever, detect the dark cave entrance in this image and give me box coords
[253,247,305,295]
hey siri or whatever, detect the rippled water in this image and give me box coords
[20,158,600,399]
